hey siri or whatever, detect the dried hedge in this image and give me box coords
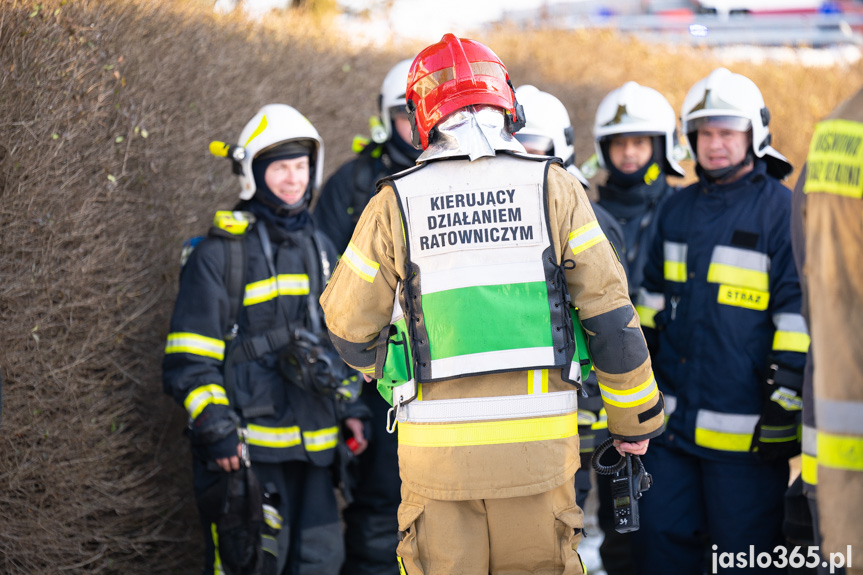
[0,1,859,572]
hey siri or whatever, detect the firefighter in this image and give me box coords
[792,87,863,575]
[314,59,420,575]
[591,81,685,575]
[313,58,420,254]
[633,68,807,574]
[321,34,665,574]
[513,83,617,515]
[163,104,368,575]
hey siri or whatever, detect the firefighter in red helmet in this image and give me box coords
[322,35,664,574]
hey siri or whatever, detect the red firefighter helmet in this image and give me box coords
[406,34,524,150]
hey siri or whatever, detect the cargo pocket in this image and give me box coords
[555,505,585,574]
[396,502,425,575]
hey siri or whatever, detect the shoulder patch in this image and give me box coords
[213,210,255,236]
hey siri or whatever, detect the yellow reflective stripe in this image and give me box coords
[263,504,283,530]
[245,424,302,448]
[707,263,768,292]
[663,241,687,282]
[184,384,229,419]
[802,452,818,485]
[694,410,758,452]
[165,332,225,360]
[803,119,863,198]
[398,413,579,447]
[818,431,863,472]
[342,242,379,283]
[568,221,606,255]
[716,285,770,311]
[211,523,225,574]
[598,375,658,408]
[528,369,548,394]
[213,210,252,235]
[243,114,267,147]
[244,274,310,306]
[592,407,608,430]
[773,331,811,353]
[303,426,339,452]
[635,305,657,329]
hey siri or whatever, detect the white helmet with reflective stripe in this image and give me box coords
[593,81,685,178]
[514,85,590,188]
[681,67,792,179]
[379,59,414,142]
[236,104,324,200]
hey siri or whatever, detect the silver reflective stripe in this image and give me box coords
[244,425,302,448]
[815,398,863,436]
[802,424,817,456]
[664,241,687,263]
[343,242,379,282]
[710,245,770,273]
[568,361,582,385]
[421,261,545,295]
[429,346,555,379]
[696,409,759,434]
[401,390,579,423]
[773,312,809,335]
[393,380,417,406]
[638,287,665,312]
[664,394,677,416]
[568,221,606,255]
[263,504,282,529]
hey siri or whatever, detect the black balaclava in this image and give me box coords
[603,135,665,190]
[247,141,314,232]
[385,117,422,170]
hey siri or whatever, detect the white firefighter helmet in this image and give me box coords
[681,67,792,179]
[379,59,414,142]
[514,85,590,188]
[593,81,685,178]
[236,104,324,201]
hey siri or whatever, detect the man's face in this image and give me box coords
[696,124,751,171]
[264,156,310,205]
[608,136,653,174]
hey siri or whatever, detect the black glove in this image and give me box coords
[751,363,803,463]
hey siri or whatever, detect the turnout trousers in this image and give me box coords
[195,458,344,575]
[631,442,788,575]
[396,480,585,575]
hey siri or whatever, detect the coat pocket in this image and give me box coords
[554,504,585,574]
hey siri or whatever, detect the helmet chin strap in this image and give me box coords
[701,150,754,184]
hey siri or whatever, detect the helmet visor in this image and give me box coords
[688,115,751,133]
[514,133,554,155]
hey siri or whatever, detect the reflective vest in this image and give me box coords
[384,154,579,385]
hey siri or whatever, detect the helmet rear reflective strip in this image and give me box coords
[804,119,863,198]
[707,246,770,291]
[430,347,554,380]
[694,409,758,452]
[814,398,863,436]
[817,432,863,471]
[422,282,552,359]
[568,221,606,255]
[243,114,268,147]
[398,412,578,447]
[411,67,456,99]
[184,384,229,419]
[469,61,507,81]
[244,274,310,306]
[303,426,339,451]
[772,312,811,352]
[527,370,548,394]
[244,424,302,448]
[598,376,657,408]
[165,332,225,360]
[342,242,379,283]
[663,241,688,282]
[402,390,578,423]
